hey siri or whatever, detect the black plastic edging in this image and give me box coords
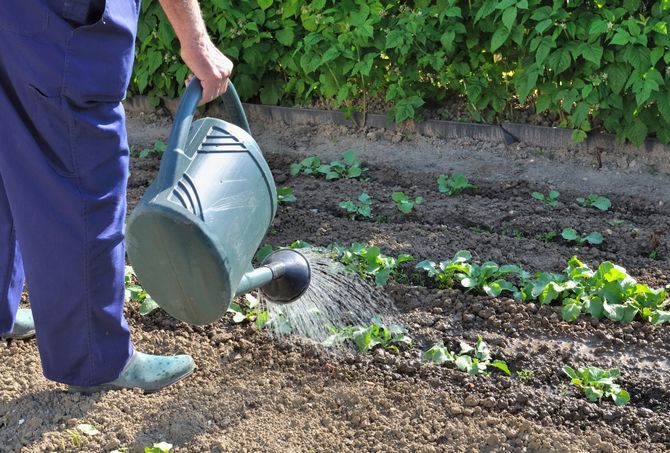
[125,95,670,161]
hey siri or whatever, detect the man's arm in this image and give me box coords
[158,0,233,104]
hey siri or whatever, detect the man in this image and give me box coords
[0,0,232,392]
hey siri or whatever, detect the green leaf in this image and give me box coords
[455,354,472,372]
[611,29,631,45]
[502,7,517,29]
[572,129,588,143]
[585,386,604,401]
[580,44,603,66]
[275,27,295,46]
[139,298,159,316]
[613,389,630,406]
[562,228,578,241]
[606,65,629,95]
[491,28,511,52]
[562,300,583,321]
[491,360,511,376]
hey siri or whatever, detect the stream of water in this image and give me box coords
[260,249,396,341]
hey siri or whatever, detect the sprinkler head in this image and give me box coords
[259,250,311,304]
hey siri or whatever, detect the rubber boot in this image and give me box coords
[68,351,196,394]
[0,308,35,340]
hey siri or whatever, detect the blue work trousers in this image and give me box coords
[0,0,140,386]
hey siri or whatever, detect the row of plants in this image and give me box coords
[288,151,615,246]
[133,0,670,145]
[251,240,670,325]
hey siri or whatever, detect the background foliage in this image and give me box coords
[132,0,670,145]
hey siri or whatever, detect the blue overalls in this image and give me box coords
[0,0,140,386]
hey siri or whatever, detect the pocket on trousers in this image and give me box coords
[56,0,107,29]
[27,85,77,177]
[0,0,48,36]
[62,0,139,104]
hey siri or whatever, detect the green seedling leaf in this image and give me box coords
[139,298,159,316]
[577,194,612,211]
[145,443,173,453]
[491,360,511,376]
[438,173,477,195]
[532,190,559,206]
[77,424,100,436]
[392,191,422,214]
[277,187,297,204]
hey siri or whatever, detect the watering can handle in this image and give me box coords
[156,78,251,191]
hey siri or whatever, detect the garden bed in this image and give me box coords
[0,113,669,452]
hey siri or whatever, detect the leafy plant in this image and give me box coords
[124,265,159,316]
[323,318,411,353]
[339,192,373,219]
[139,140,167,158]
[576,194,612,211]
[524,257,670,324]
[424,336,510,376]
[438,173,476,196]
[561,228,604,246]
[532,190,560,207]
[457,261,525,298]
[277,186,297,204]
[290,150,366,180]
[132,0,670,145]
[328,243,414,286]
[416,250,472,288]
[392,191,423,214]
[563,366,630,406]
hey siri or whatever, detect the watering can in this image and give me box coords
[126,78,310,325]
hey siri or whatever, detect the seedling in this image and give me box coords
[576,194,611,211]
[227,293,269,329]
[561,228,604,246]
[328,243,414,286]
[437,173,476,196]
[124,265,159,316]
[139,140,167,158]
[540,230,557,242]
[517,369,534,383]
[145,443,173,453]
[562,366,630,406]
[339,193,373,219]
[424,336,510,376]
[290,150,367,180]
[323,317,411,353]
[277,187,297,204]
[456,261,525,298]
[392,191,423,214]
[416,250,472,288]
[532,190,560,207]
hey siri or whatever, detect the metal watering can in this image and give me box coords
[126,79,310,325]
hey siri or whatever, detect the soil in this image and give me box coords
[1,111,669,453]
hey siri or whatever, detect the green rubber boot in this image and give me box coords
[69,350,196,394]
[0,308,35,340]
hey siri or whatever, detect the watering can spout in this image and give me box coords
[236,250,312,303]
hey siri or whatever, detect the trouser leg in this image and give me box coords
[0,174,25,335]
[0,0,140,385]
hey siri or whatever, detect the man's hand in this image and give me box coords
[181,38,233,104]
[159,0,233,105]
